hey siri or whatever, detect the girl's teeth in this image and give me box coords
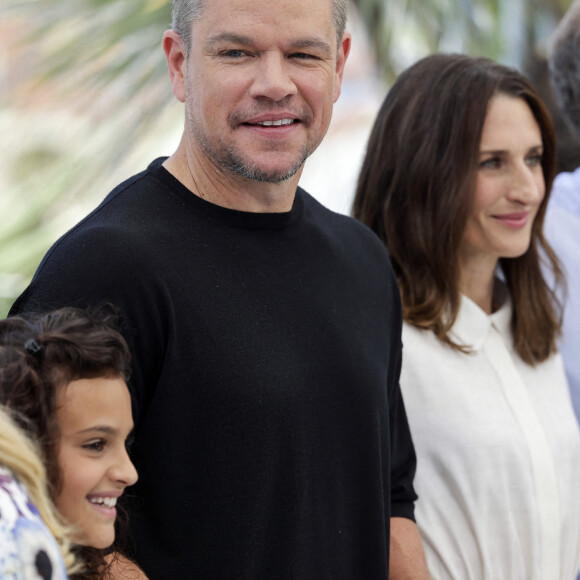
[89,497,117,508]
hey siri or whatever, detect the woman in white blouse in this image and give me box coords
[353,53,580,580]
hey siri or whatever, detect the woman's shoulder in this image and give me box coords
[402,320,446,352]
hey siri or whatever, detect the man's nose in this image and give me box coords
[249,53,298,102]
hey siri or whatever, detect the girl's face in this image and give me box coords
[55,376,138,549]
[459,94,545,273]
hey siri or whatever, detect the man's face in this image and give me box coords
[181,0,350,183]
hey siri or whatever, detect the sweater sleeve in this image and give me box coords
[347,220,419,521]
[387,283,418,520]
[9,224,169,428]
[389,344,418,521]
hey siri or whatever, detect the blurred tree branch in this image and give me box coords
[0,0,574,316]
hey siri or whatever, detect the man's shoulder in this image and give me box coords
[90,157,170,219]
[299,189,397,292]
[22,159,175,285]
[9,162,166,316]
[300,188,387,248]
[545,168,580,260]
[50,158,173,246]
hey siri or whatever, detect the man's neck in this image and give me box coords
[163,139,301,213]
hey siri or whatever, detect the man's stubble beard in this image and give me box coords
[185,86,315,184]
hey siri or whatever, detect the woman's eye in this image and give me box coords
[480,158,500,169]
[83,440,106,452]
[526,154,542,166]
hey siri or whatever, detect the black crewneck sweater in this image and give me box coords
[11,158,417,579]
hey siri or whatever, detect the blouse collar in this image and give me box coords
[450,280,512,351]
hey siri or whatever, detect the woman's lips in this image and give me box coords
[492,212,529,228]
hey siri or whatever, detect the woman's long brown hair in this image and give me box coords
[353,54,563,364]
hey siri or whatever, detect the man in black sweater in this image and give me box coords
[11,0,428,577]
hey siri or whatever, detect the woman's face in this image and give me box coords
[55,376,137,549]
[459,94,545,272]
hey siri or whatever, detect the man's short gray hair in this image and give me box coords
[549,0,580,139]
[172,0,350,56]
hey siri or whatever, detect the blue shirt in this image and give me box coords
[544,168,580,426]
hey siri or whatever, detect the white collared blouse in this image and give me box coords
[401,293,580,580]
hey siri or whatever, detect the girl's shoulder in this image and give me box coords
[0,465,68,579]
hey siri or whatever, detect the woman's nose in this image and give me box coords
[506,162,545,206]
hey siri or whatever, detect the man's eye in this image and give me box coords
[223,49,247,58]
[292,53,316,60]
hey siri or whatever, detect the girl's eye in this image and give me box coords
[83,440,106,452]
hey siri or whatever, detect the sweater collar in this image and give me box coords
[151,157,304,230]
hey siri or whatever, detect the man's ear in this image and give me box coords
[333,31,351,103]
[163,29,187,103]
